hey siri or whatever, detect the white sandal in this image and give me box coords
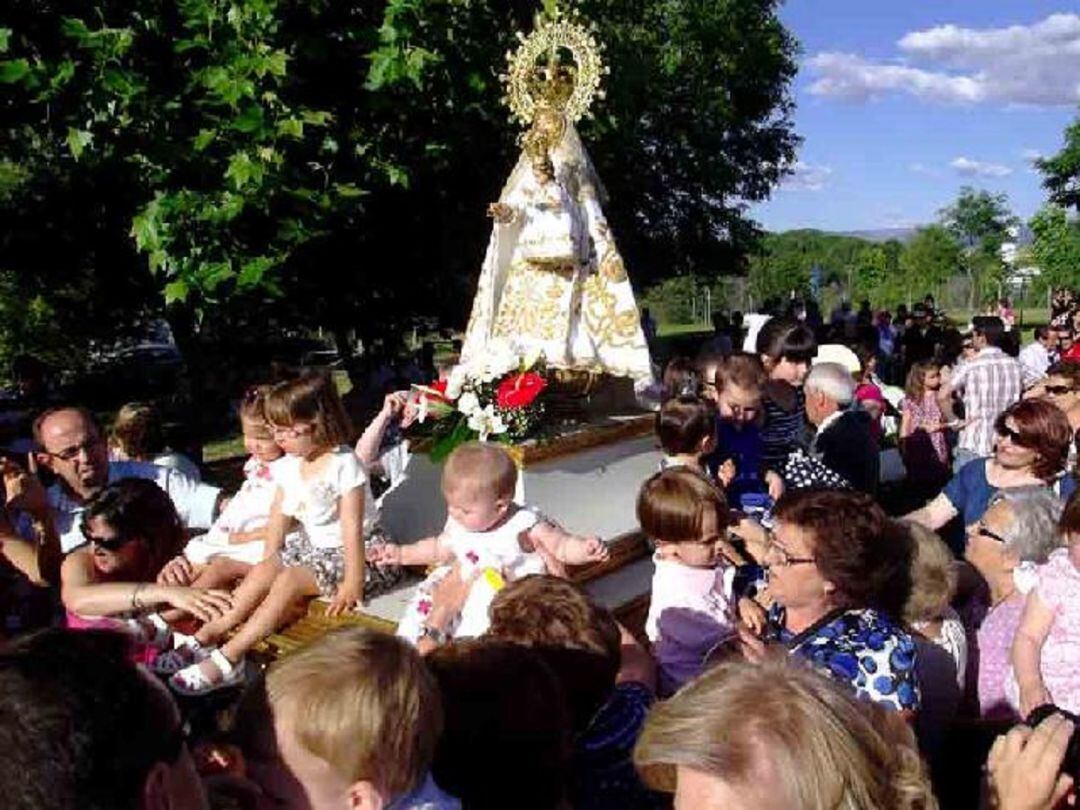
[152,633,209,676]
[169,648,246,696]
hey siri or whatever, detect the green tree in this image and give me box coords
[1030,204,1080,292]
[896,225,960,307]
[1037,117,1080,213]
[938,186,1017,309]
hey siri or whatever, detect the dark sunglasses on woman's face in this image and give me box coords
[1045,385,1076,396]
[80,525,133,552]
[996,424,1033,448]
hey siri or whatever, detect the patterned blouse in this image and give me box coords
[772,606,921,712]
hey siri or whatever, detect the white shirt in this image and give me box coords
[52,460,221,553]
[272,447,371,549]
[442,506,544,579]
[1018,341,1052,387]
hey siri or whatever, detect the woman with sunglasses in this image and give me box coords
[60,478,232,663]
[958,489,1062,721]
[738,489,920,714]
[905,400,1071,546]
[1031,361,1080,435]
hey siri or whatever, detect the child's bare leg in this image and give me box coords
[193,558,280,646]
[217,566,319,665]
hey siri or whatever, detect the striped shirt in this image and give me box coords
[950,347,1023,456]
[762,386,807,471]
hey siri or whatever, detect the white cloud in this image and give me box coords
[909,162,943,178]
[950,157,1013,177]
[779,161,832,191]
[1021,148,1044,161]
[808,13,1080,107]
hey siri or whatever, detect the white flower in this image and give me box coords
[445,365,468,400]
[457,391,481,417]
[417,395,430,424]
[467,404,508,442]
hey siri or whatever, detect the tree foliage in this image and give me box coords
[938,186,1017,308]
[1030,204,1080,292]
[1037,117,1080,214]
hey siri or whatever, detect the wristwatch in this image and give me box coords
[418,624,449,646]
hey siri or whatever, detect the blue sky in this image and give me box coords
[751,1,1080,233]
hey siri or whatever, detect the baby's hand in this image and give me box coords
[764,470,784,501]
[718,459,737,488]
[366,543,402,566]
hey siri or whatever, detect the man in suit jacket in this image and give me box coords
[804,362,879,494]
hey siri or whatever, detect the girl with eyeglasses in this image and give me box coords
[170,371,375,695]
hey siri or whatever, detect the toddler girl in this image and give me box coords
[900,361,950,489]
[371,441,609,645]
[655,395,715,473]
[170,372,375,695]
[1012,490,1080,717]
[640,467,744,696]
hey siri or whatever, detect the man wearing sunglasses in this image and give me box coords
[28,407,223,554]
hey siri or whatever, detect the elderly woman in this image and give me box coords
[742,489,919,713]
[959,488,1063,721]
[61,478,232,662]
[633,656,935,808]
[906,399,1071,535]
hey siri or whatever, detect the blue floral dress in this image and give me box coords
[771,606,920,712]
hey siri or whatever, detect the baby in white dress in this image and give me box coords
[370,441,609,644]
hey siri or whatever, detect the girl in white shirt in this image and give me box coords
[171,372,369,695]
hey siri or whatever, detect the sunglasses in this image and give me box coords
[80,525,134,552]
[1045,385,1076,396]
[974,522,1007,543]
[996,424,1033,448]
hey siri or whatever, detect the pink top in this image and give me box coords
[973,593,1026,720]
[1033,549,1080,714]
[65,611,158,665]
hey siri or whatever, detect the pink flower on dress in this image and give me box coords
[418,599,432,615]
[465,550,479,565]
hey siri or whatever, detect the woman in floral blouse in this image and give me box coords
[741,489,920,714]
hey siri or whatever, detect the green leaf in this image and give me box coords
[65,128,93,160]
[0,28,11,53]
[299,109,332,126]
[49,59,76,90]
[231,105,266,134]
[193,129,217,151]
[238,256,275,287]
[333,183,366,198]
[225,152,263,189]
[0,59,30,84]
[276,117,303,139]
[199,261,235,291]
[164,280,189,305]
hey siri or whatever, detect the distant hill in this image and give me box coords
[833,227,919,244]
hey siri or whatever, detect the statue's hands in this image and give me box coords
[487,202,515,224]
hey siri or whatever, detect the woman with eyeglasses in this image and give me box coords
[60,477,232,663]
[738,489,920,714]
[905,400,1071,545]
[957,489,1062,721]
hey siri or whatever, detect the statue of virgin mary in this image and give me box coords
[459,19,652,383]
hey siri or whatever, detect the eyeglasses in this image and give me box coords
[1045,385,1076,397]
[973,522,1007,544]
[766,533,817,567]
[269,423,315,439]
[80,525,133,552]
[46,437,103,462]
[996,424,1033,448]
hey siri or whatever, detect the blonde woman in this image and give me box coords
[634,656,936,809]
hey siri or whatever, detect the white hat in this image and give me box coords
[813,343,861,374]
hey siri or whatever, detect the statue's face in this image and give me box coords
[532,158,555,183]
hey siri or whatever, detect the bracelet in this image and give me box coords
[131,582,146,612]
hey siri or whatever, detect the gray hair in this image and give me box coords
[804,362,855,405]
[990,488,1064,564]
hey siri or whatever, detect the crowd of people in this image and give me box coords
[5,293,1080,808]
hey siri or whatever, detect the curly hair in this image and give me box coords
[634,655,937,809]
[993,398,1072,481]
[774,490,913,618]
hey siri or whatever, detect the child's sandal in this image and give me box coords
[151,633,209,676]
[169,649,246,696]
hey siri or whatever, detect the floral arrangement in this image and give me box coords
[409,346,548,461]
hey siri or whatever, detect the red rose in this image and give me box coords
[428,380,448,398]
[496,372,547,410]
